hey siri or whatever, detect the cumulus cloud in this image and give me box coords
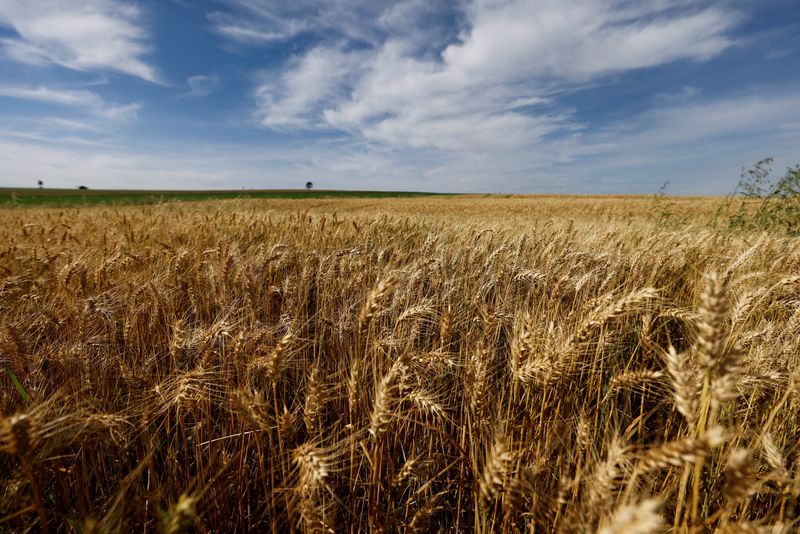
[244,0,739,159]
[439,1,735,83]
[204,0,799,193]
[0,0,159,82]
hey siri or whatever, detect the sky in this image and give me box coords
[0,0,798,194]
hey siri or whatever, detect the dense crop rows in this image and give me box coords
[0,199,798,532]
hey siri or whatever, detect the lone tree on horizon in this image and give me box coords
[305,181,313,191]
[37,180,43,189]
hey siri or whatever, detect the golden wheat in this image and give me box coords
[0,196,796,532]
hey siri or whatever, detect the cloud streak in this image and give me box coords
[0,83,141,120]
[185,75,221,98]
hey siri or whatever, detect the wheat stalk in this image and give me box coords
[597,499,664,534]
[479,434,513,508]
[358,274,398,339]
[635,426,725,475]
[666,346,700,425]
[161,493,198,534]
[304,365,322,437]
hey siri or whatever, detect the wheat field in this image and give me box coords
[0,196,798,533]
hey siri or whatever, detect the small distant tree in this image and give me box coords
[37,180,43,189]
[78,185,88,190]
[305,181,314,191]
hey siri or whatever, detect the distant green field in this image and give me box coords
[0,188,447,207]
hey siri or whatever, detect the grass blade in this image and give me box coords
[3,368,32,404]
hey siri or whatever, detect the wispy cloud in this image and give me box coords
[209,10,310,44]
[0,83,141,120]
[2,88,797,194]
[654,86,701,103]
[0,0,159,82]
[255,47,365,129]
[210,0,429,47]
[184,75,221,98]
[36,117,101,132]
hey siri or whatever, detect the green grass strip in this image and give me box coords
[3,368,32,404]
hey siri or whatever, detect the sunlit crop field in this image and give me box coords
[1,196,797,532]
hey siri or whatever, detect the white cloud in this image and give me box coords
[442,1,735,83]
[654,86,701,103]
[208,10,310,44]
[0,0,158,82]
[185,75,221,98]
[255,47,364,128]
[0,83,141,120]
[245,0,739,158]
[2,0,793,195]
[620,92,800,149]
[496,90,800,194]
[100,102,141,121]
[0,136,307,190]
[37,117,100,132]
[208,0,786,194]
[0,89,798,194]
[211,1,416,47]
[0,84,99,107]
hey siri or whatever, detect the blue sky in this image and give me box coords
[0,0,798,194]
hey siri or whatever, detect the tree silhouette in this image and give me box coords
[305,181,314,191]
[37,180,43,189]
